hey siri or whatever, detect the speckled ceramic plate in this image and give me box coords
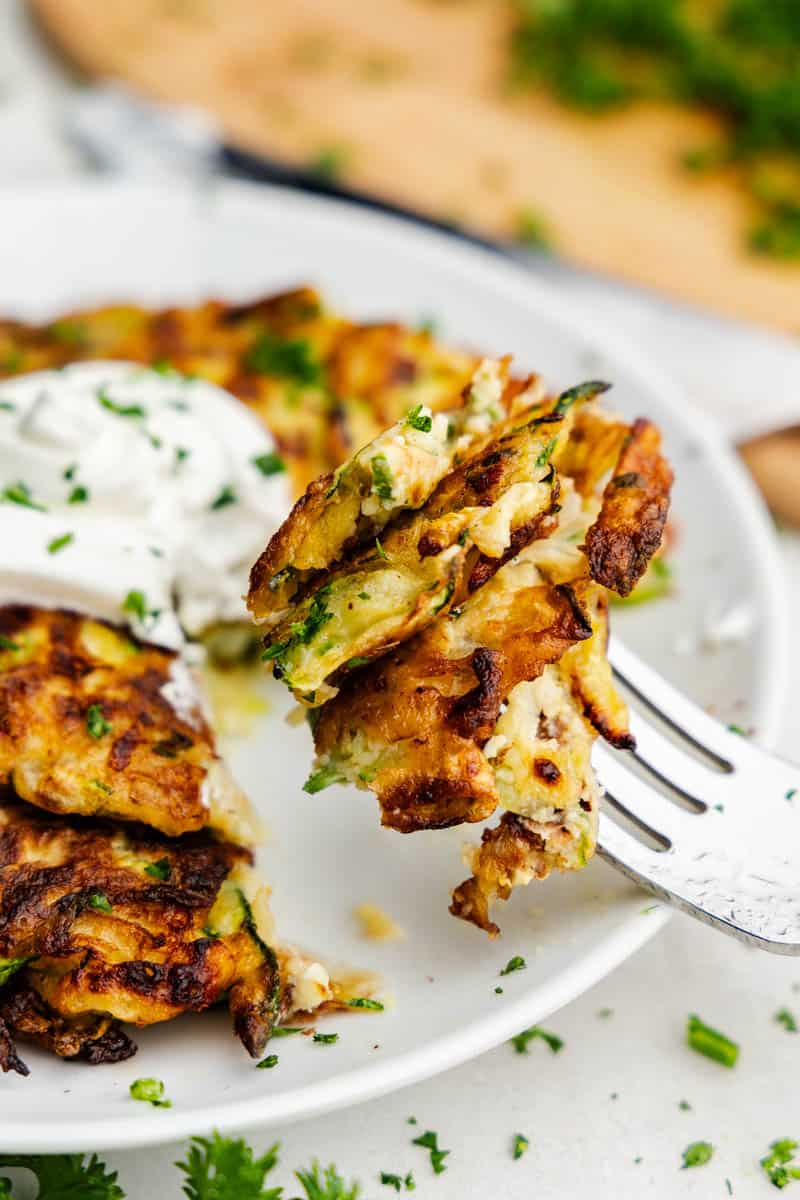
[0,180,788,1151]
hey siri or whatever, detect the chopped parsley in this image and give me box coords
[411,1130,449,1175]
[761,1139,800,1189]
[500,955,527,976]
[252,451,286,477]
[68,484,89,504]
[405,404,433,433]
[63,463,77,480]
[97,387,147,419]
[687,1014,739,1067]
[257,1054,279,1069]
[47,531,74,554]
[514,207,553,251]
[380,1171,415,1192]
[2,481,46,511]
[90,778,112,794]
[244,332,324,385]
[129,1077,171,1108]
[0,636,20,652]
[88,892,113,914]
[374,536,389,561]
[728,723,748,736]
[495,986,503,995]
[357,592,371,601]
[86,703,112,739]
[210,484,237,511]
[174,446,190,466]
[511,1025,563,1054]
[123,590,149,622]
[535,436,559,468]
[312,1032,339,1045]
[144,858,171,881]
[345,997,384,1011]
[682,1141,714,1169]
[0,400,16,411]
[345,656,372,670]
[309,145,349,183]
[776,1008,799,1033]
[370,454,394,501]
[512,1134,530,1161]
[597,1007,613,1019]
[786,789,797,802]
[302,764,344,795]
[270,1026,303,1037]
[678,1099,692,1111]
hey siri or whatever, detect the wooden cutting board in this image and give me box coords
[30,0,800,335]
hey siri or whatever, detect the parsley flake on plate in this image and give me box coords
[68,484,89,504]
[682,1141,714,1169]
[257,1054,279,1070]
[761,1139,800,1188]
[345,997,384,1011]
[512,1134,530,1161]
[776,1008,799,1033]
[47,532,74,554]
[2,481,46,511]
[411,1130,449,1175]
[687,1014,739,1067]
[500,955,527,976]
[129,1077,171,1108]
[313,1032,339,1045]
[511,1025,563,1054]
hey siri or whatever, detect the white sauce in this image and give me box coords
[0,362,291,648]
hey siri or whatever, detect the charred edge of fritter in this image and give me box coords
[449,813,549,938]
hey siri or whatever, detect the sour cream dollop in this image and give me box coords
[0,362,291,648]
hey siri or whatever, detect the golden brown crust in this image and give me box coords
[0,801,279,1062]
[582,418,673,597]
[0,606,245,839]
[449,812,550,937]
[0,978,136,1075]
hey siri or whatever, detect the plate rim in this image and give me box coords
[0,177,789,1151]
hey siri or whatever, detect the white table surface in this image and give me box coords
[2,2,800,1194]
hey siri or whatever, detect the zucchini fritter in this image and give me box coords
[0,288,477,496]
[0,801,331,1075]
[253,374,603,702]
[0,606,260,843]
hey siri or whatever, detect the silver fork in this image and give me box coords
[594,638,800,954]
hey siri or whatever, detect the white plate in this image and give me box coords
[0,181,788,1151]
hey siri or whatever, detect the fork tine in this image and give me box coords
[594,743,699,842]
[624,709,732,810]
[608,638,747,765]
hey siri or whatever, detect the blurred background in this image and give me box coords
[1,0,798,525]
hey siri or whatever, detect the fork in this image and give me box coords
[594,638,800,954]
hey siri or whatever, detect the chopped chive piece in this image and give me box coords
[270,1026,303,1038]
[370,454,394,501]
[511,1025,563,1055]
[345,656,371,669]
[500,955,526,976]
[535,436,559,467]
[90,778,112,794]
[68,485,89,504]
[129,1077,171,1107]
[727,723,747,736]
[761,1139,800,1188]
[512,1134,529,1161]
[257,1054,279,1069]
[210,484,237,510]
[252,451,286,476]
[682,1141,714,1169]
[313,1032,338,1045]
[687,1014,739,1067]
[405,404,433,433]
[98,387,147,418]
[88,892,113,914]
[345,998,384,1011]
[776,1008,798,1033]
[144,858,171,881]
[2,481,47,511]
[123,590,148,621]
[411,1130,449,1175]
[0,636,20,652]
[47,532,74,554]
[375,536,388,561]
[303,764,344,795]
[86,704,111,739]
[0,956,32,986]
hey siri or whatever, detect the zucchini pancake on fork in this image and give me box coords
[251,355,672,937]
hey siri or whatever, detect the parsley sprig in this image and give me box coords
[411,1130,449,1175]
[511,1025,564,1054]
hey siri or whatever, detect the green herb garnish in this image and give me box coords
[0,1153,124,1199]
[47,532,74,554]
[500,955,527,976]
[535,436,559,467]
[682,1141,714,1169]
[129,1077,171,1108]
[514,207,553,251]
[0,636,20,652]
[512,1134,529,1161]
[312,1032,339,1045]
[405,404,433,433]
[257,1054,279,1069]
[98,387,147,419]
[68,485,89,504]
[345,997,384,1011]
[244,332,324,385]
[687,1014,739,1067]
[210,485,237,511]
[144,858,171,881]
[761,1139,800,1189]
[2,481,46,511]
[294,1161,360,1200]
[89,892,113,914]
[86,703,111,739]
[270,1026,303,1037]
[776,1008,799,1033]
[123,590,148,621]
[411,1130,449,1175]
[370,454,394,501]
[511,1025,564,1054]
[0,956,32,987]
[252,452,286,477]
[374,536,389,561]
[308,145,349,183]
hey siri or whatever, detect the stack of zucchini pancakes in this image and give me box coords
[0,287,671,1075]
